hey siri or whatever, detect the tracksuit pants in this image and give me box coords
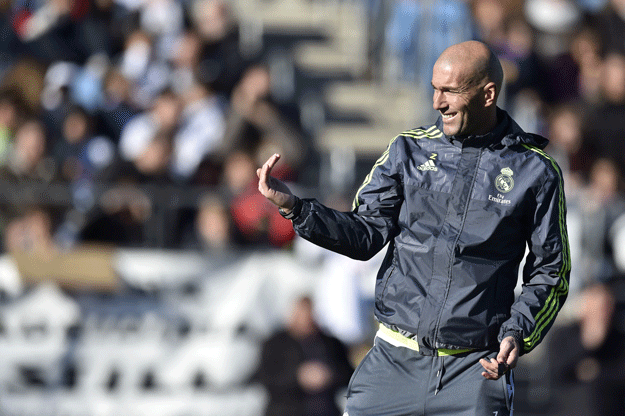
[344,333,514,416]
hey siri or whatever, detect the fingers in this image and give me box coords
[480,336,520,380]
[479,357,502,380]
[480,358,512,380]
[262,153,280,178]
[258,154,280,194]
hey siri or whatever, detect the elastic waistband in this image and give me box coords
[376,324,475,356]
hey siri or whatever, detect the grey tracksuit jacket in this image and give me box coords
[290,108,570,356]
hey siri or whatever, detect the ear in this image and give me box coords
[483,82,497,107]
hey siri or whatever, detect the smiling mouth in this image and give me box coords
[441,113,457,120]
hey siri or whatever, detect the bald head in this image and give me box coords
[431,41,503,137]
[436,41,503,98]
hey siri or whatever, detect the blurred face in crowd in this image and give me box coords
[0,95,19,130]
[63,109,89,144]
[4,209,54,254]
[473,0,506,40]
[121,31,152,80]
[239,65,271,101]
[589,158,620,202]
[135,133,171,175]
[13,120,46,172]
[192,0,230,42]
[549,107,582,154]
[601,52,625,104]
[288,297,317,339]
[196,195,230,249]
[223,151,256,194]
[507,19,534,56]
[571,28,601,67]
[104,69,131,103]
[174,31,202,69]
[432,42,499,137]
[152,92,181,132]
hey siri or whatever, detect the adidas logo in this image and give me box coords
[417,153,438,171]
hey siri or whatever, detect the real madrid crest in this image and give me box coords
[495,167,514,193]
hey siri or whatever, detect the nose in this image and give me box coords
[433,90,445,111]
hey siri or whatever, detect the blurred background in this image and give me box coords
[0,0,624,414]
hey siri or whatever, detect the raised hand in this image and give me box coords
[257,153,295,210]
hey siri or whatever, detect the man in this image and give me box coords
[256,296,354,416]
[257,41,570,416]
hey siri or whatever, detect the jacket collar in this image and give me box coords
[436,107,549,150]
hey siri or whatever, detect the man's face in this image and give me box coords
[431,62,488,137]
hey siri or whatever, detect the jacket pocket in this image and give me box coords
[375,264,396,309]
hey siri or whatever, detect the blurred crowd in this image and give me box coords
[0,0,625,414]
[0,0,307,255]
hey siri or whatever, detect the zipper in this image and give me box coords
[432,148,483,346]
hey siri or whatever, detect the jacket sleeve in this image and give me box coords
[291,136,404,261]
[499,158,571,355]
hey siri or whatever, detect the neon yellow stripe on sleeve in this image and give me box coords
[521,144,571,352]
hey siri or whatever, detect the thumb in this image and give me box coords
[497,344,512,364]
[497,337,519,367]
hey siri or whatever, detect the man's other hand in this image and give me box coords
[479,336,520,380]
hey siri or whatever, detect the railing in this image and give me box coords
[0,179,217,249]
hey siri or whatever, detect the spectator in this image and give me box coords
[170,30,204,96]
[545,104,593,191]
[255,296,354,416]
[68,53,108,113]
[74,0,133,58]
[191,0,249,96]
[52,106,115,183]
[496,17,542,109]
[97,67,138,142]
[118,89,180,166]
[118,29,168,108]
[109,129,174,185]
[578,158,625,286]
[40,61,80,140]
[384,0,473,88]
[9,0,91,63]
[4,207,57,256]
[180,192,233,253]
[171,82,226,182]
[0,89,28,165]
[223,64,306,174]
[547,283,625,416]
[569,25,604,105]
[1,58,46,114]
[79,185,151,246]
[583,51,625,174]
[472,0,508,49]
[138,0,185,62]
[594,0,625,55]
[225,150,295,248]
[1,118,54,182]
[524,0,583,104]
[524,0,582,59]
